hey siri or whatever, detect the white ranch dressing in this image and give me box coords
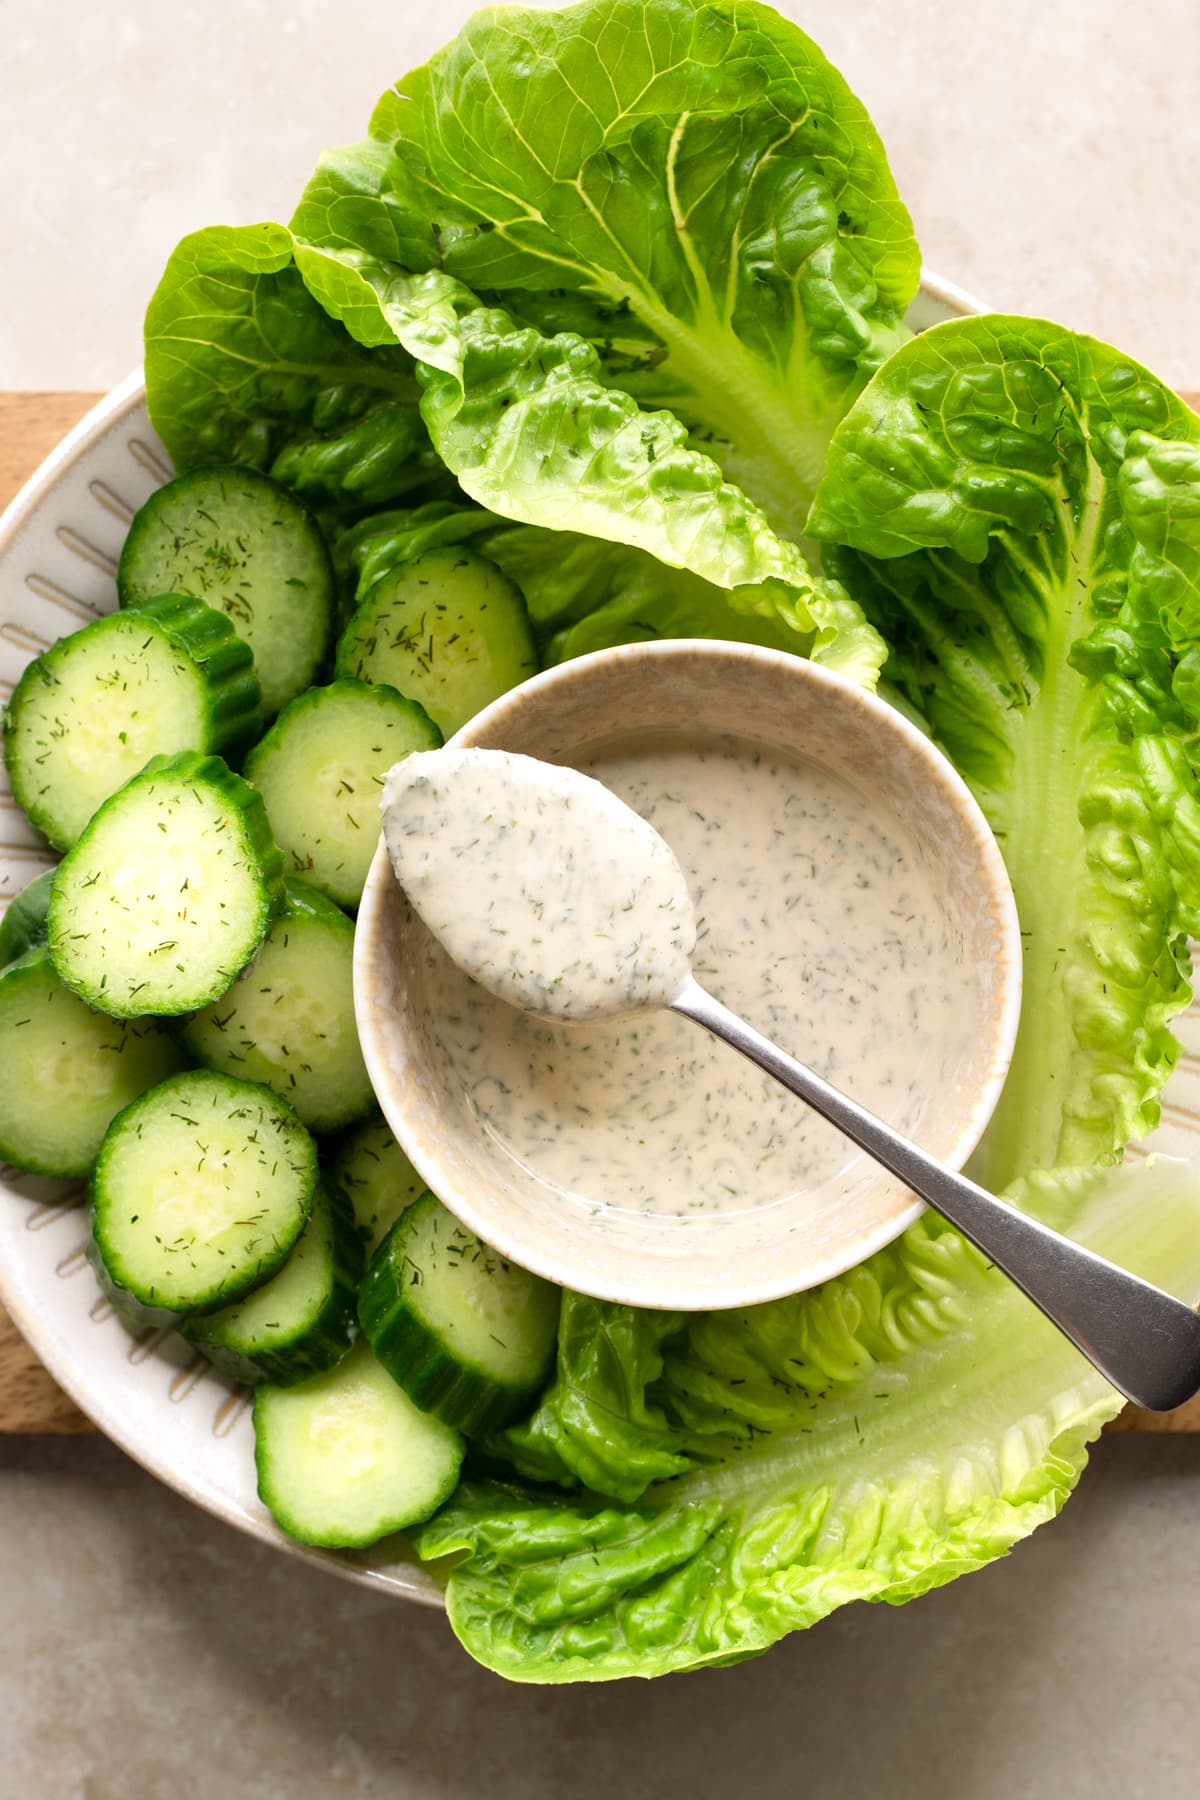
[380,748,696,1020]
[385,734,971,1220]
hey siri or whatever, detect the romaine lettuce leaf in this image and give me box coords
[292,0,920,539]
[489,1297,692,1502]
[143,223,445,510]
[807,318,1200,1186]
[334,501,857,664]
[415,1159,1200,1681]
[144,219,885,680]
[292,238,885,683]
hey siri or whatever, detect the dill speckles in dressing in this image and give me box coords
[381,748,696,1021]
[387,734,970,1220]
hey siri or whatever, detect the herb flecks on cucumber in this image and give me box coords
[0,947,185,1179]
[180,878,372,1134]
[90,1069,318,1319]
[325,1112,427,1254]
[118,467,335,716]
[183,1179,363,1386]
[47,750,283,1019]
[246,679,440,909]
[335,547,538,737]
[3,597,261,851]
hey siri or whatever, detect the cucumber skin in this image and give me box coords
[4,602,263,851]
[48,750,285,1019]
[117,467,332,603]
[0,946,187,1178]
[0,868,56,969]
[276,875,355,930]
[88,1069,317,1319]
[323,1110,427,1254]
[183,1181,365,1387]
[357,1203,553,1437]
[252,1343,465,1549]
[334,546,539,738]
[135,592,263,758]
[117,467,336,717]
[85,1233,182,1333]
[179,877,373,1133]
[243,678,442,908]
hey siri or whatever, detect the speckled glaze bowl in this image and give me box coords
[355,641,1024,1309]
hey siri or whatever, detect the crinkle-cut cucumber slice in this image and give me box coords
[324,1112,426,1255]
[90,1068,317,1318]
[47,750,283,1018]
[0,868,56,969]
[118,467,335,716]
[335,547,538,737]
[3,597,262,851]
[358,1194,562,1435]
[180,878,372,1134]
[0,947,185,1178]
[183,1180,363,1386]
[245,679,440,908]
[254,1340,464,1548]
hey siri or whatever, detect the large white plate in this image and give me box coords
[4,275,1195,1605]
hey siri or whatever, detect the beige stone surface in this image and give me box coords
[0,0,1197,387]
[2,4,1200,1793]
[1,1432,1198,1798]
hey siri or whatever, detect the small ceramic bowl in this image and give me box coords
[355,641,1023,1310]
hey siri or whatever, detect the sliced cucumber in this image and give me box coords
[335,547,538,737]
[254,1339,464,1548]
[48,750,283,1018]
[0,947,185,1177]
[118,468,335,716]
[90,1069,317,1318]
[179,878,372,1134]
[183,1179,363,1386]
[245,680,441,909]
[357,1194,561,1435]
[333,501,497,617]
[4,598,262,851]
[325,1113,426,1254]
[0,868,56,968]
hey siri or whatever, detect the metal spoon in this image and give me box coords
[671,974,1200,1412]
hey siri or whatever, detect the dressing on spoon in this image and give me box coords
[380,747,696,1021]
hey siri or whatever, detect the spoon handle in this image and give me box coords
[671,976,1200,1412]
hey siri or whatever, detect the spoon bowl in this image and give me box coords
[354,641,1023,1309]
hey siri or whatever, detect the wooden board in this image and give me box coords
[1,388,1199,1434]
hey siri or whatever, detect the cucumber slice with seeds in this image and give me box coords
[183,1179,363,1386]
[0,868,56,968]
[118,468,335,716]
[358,1193,561,1435]
[90,1068,317,1319]
[180,878,372,1133]
[335,547,538,737]
[245,680,440,908]
[3,597,262,850]
[48,750,283,1018]
[0,947,185,1177]
[254,1340,464,1548]
[325,1113,426,1254]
